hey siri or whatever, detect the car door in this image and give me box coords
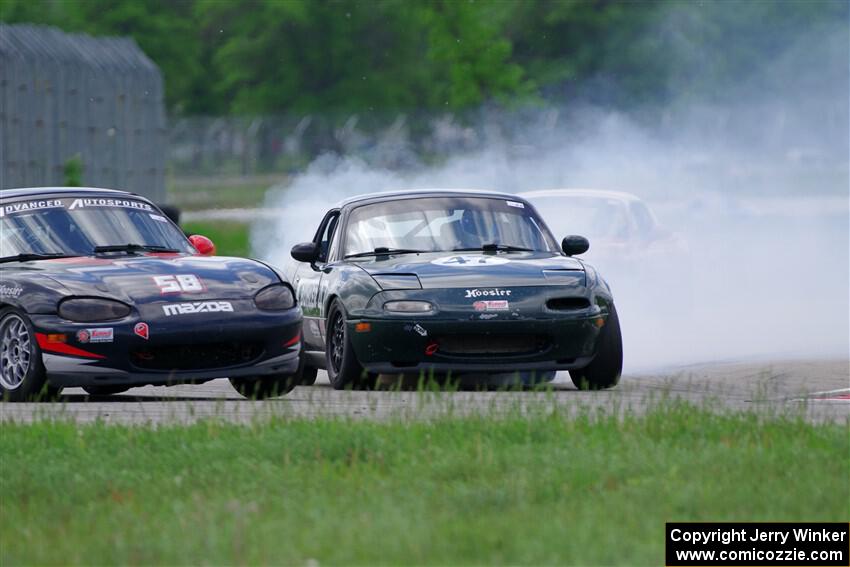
[295,210,340,352]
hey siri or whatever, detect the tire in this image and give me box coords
[290,349,318,386]
[0,309,60,402]
[569,303,623,390]
[230,373,297,399]
[298,361,318,386]
[83,385,131,396]
[325,300,372,390]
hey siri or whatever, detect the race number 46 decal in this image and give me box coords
[153,274,205,294]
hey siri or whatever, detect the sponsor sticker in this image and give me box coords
[413,324,428,337]
[431,255,510,267]
[153,274,205,294]
[465,288,512,299]
[76,328,114,343]
[0,199,64,218]
[162,301,234,316]
[478,313,499,320]
[506,200,525,208]
[0,285,23,298]
[134,322,150,340]
[149,214,169,223]
[473,300,510,311]
[68,198,153,211]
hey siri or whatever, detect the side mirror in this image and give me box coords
[189,234,216,256]
[562,235,589,256]
[291,242,319,263]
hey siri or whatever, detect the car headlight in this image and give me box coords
[58,298,131,322]
[383,300,434,314]
[254,284,295,311]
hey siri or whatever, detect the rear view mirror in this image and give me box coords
[562,235,590,256]
[158,204,182,225]
[291,242,319,263]
[189,234,216,256]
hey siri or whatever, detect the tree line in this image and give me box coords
[2,0,845,116]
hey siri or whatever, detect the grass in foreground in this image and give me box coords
[183,220,251,257]
[1,404,847,565]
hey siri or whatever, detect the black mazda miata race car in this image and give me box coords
[288,190,622,390]
[0,187,302,401]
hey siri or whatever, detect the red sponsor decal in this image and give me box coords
[36,333,105,359]
[76,330,91,343]
[134,322,150,340]
[473,300,509,311]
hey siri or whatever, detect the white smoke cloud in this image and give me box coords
[253,16,849,372]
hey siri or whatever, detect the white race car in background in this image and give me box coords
[520,190,691,313]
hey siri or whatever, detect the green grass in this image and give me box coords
[1,404,847,566]
[183,220,251,257]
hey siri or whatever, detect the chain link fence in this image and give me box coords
[167,111,489,177]
[0,24,166,201]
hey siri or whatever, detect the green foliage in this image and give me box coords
[2,0,846,114]
[62,154,83,186]
[1,404,847,564]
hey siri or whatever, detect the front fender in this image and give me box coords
[324,265,383,318]
[0,274,68,314]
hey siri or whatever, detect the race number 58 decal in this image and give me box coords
[153,274,205,294]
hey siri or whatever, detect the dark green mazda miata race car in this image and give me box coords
[287,190,622,390]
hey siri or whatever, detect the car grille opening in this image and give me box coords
[546,297,591,311]
[436,334,549,357]
[131,342,264,371]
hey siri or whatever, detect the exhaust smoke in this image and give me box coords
[254,15,848,372]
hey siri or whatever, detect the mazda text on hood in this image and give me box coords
[287,190,623,390]
[0,187,302,401]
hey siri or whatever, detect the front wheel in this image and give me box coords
[569,304,623,390]
[0,309,60,402]
[230,374,297,399]
[325,300,373,390]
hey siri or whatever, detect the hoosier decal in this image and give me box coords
[0,285,23,298]
[465,288,512,298]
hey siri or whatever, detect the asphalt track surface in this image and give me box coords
[1,359,847,425]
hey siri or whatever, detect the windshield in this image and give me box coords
[343,196,558,257]
[0,197,196,258]
[526,196,631,241]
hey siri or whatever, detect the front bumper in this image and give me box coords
[31,303,302,387]
[348,316,602,375]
